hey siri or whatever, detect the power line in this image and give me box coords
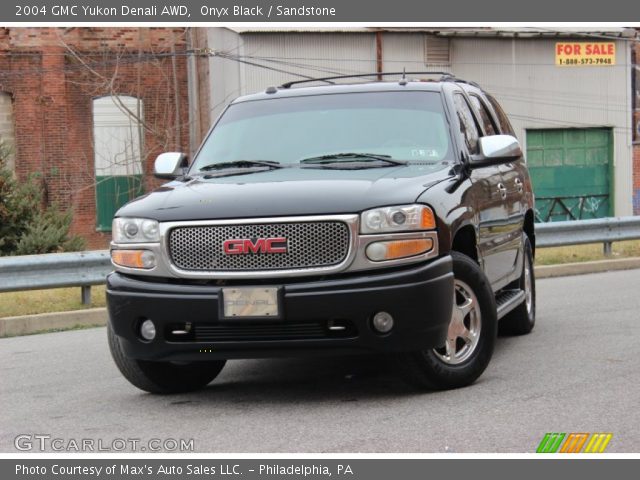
[0,46,636,78]
[0,48,637,128]
[0,52,188,77]
[214,52,318,80]
[506,113,632,133]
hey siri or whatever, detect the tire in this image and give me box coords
[397,251,497,390]
[499,235,536,336]
[107,324,226,394]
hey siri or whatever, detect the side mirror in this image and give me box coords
[154,152,188,179]
[470,135,523,168]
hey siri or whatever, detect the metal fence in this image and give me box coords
[1,216,639,303]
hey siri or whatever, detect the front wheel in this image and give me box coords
[397,252,497,390]
[108,324,226,394]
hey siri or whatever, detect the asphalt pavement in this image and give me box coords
[1,269,639,453]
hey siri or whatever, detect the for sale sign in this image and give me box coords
[555,42,616,66]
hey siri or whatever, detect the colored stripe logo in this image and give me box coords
[537,433,612,453]
[584,433,613,453]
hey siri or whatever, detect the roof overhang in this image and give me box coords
[226,27,638,39]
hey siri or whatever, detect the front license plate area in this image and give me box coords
[222,287,279,318]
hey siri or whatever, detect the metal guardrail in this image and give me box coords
[0,251,111,305]
[1,216,639,305]
[535,216,640,254]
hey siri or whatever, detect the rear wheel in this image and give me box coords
[397,252,497,390]
[108,324,226,394]
[499,235,536,335]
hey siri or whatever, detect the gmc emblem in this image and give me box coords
[223,237,288,255]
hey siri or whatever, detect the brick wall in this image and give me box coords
[0,27,190,248]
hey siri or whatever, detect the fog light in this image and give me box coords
[139,319,156,341]
[372,311,394,333]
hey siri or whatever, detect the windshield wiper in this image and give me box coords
[299,153,407,166]
[199,160,283,171]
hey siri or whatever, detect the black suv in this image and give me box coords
[106,73,536,393]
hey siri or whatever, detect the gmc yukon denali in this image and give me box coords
[106,73,536,393]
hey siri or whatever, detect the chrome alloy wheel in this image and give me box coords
[433,279,482,365]
[524,252,533,316]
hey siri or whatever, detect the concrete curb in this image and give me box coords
[1,258,639,338]
[0,308,106,338]
[535,257,640,279]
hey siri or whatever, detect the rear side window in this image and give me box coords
[469,95,497,136]
[453,93,480,155]
[486,95,516,136]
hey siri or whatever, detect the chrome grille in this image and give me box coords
[168,221,350,271]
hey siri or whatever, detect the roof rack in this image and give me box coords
[442,77,482,89]
[279,71,455,89]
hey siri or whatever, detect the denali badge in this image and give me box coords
[223,237,288,254]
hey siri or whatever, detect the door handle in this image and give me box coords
[514,178,524,193]
[497,183,507,200]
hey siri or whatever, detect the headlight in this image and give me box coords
[112,218,160,243]
[361,204,436,234]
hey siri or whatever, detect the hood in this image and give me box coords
[116,164,453,222]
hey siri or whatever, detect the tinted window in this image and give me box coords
[192,92,453,169]
[486,95,516,136]
[453,93,480,155]
[470,95,497,136]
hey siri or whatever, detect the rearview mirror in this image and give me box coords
[154,152,188,179]
[470,135,523,168]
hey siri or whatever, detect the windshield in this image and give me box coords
[190,91,453,171]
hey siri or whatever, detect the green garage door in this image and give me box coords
[526,128,612,222]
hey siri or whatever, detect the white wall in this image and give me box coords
[203,30,634,215]
[449,37,632,216]
[207,28,244,127]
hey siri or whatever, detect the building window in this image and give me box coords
[0,92,16,171]
[424,35,450,67]
[92,96,144,232]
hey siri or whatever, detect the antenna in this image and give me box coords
[399,68,408,86]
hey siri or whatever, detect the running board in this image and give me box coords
[496,289,526,320]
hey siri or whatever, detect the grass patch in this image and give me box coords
[535,239,640,266]
[0,285,106,318]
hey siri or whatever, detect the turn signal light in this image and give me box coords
[365,238,433,262]
[420,207,437,230]
[111,249,156,269]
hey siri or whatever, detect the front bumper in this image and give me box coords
[106,255,454,361]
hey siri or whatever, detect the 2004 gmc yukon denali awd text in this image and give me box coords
[106,72,536,394]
